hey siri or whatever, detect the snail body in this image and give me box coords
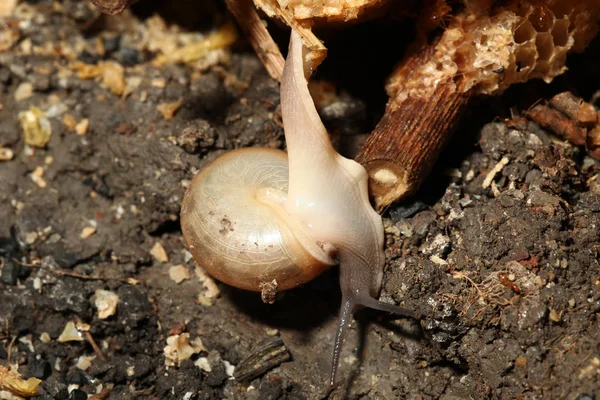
[181,31,418,385]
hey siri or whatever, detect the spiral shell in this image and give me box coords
[181,147,335,292]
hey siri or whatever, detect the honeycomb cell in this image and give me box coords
[514,20,536,44]
[550,48,568,67]
[536,32,555,61]
[528,5,555,32]
[455,43,476,70]
[548,1,574,19]
[552,18,571,47]
[515,44,537,72]
[535,60,552,76]
[385,0,599,102]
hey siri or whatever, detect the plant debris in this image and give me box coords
[0,365,41,398]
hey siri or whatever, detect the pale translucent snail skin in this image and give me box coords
[181,31,418,385]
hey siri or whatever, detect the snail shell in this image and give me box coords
[181,148,336,292]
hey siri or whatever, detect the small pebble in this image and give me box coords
[28,356,52,379]
[42,375,68,399]
[0,147,14,161]
[117,48,140,66]
[14,82,33,101]
[514,355,527,367]
[75,119,89,136]
[30,166,47,188]
[80,226,96,239]
[94,289,119,319]
[75,355,96,371]
[0,259,20,285]
[68,388,88,400]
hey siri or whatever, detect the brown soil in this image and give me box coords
[0,1,599,399]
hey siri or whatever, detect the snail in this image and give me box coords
[181,30,418,384]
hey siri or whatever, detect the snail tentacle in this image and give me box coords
[330,296,355,387]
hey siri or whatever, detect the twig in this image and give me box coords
[89,388,111,400]
[527,92,600,159]
[451,271,485,297]
[76,318,107,362]
[84,331,107,362]
[12,258,134,284]
[223,0,285,81]
[356,43,474,209]
[6,336,16,365]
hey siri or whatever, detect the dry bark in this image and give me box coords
[90,0,138,15]
[224,0,285,81]
[527,92,600,159]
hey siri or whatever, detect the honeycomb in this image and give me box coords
[386,0,600,104]
[254,0,386,23]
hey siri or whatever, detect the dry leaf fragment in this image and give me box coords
[0,365,41,397]
[164,333,205,367]
[69,61,125,95]
[18,106,52,148]
[578,357,600,380]
[157,98,184,121]
[0,0,17,17]
[169,265,190,284]
[70,62,103,79]
[100,61,125,96]
[195,266,220,300]
[127,277,140,285]
[63,114,77,131]
[76,355,96,371]
[549,308,561,322]
[155,22,238,66]
[0,28,20,53]
[151,78,166,88]
[150,242,168,263]
[57,321,84,342]
[124,76,143,96]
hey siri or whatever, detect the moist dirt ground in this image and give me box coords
[0,2,599,399]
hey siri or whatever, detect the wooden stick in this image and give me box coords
[90,0,138,15]
[354,0,477,210]
[527,92,600,160]
[252,0,327,66]
[527,104,587,146]
[356,70,473,210]
[224,0,285,81]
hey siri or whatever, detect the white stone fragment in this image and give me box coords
[94,289,119,319]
